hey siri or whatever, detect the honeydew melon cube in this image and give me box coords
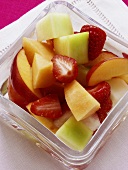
[56,116,93,151]
[36,13,74,41]
[76,65,90,87]
[54,32,89,64]
[32,53,55,88]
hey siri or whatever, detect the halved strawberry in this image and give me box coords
[96,97,112,123]
[51,55,78,83]
[80,25,106,60]
[30,94,62,120]
[86,81,111,104]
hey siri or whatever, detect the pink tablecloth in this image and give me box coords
[0,0,45,29]
[123,0,128,5]
[0,0,128,29]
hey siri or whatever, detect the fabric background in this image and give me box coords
[0,0,45,29]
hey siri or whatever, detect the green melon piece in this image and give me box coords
[76,65,90,87]
[54,32,89,64]
[56,116,93,151]
[36,13,74,41]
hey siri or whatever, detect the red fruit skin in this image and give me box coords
[11,53,39,102]
[40,82,65,103]
[7,77,29,110]
[51,55,78,83]
[122,52,128,59]
[96,97,112,123]
[30,94,63,120]
[80,25,106,60]
[86,81,111,104]
[86,60,106,86]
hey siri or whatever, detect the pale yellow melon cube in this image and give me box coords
[32,53,55,88]
[36,13,73,41]
[64,80,100,121]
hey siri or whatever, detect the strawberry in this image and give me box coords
[86,81,111,104]
[122,52,128,59]
[40,82,65,103]
[51,55,78,83]
[30,94,63,120]
[80,25,106,60]
[96,97,112,123]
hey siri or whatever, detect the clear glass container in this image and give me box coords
[0,1,128,169]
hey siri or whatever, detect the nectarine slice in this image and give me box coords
[85,51,117,67]
[32,53,55,88]
[7,77,28,110]
[86,58,128,86]
[23,37,55,65]
[11,49,42,102]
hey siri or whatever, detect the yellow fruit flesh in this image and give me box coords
[17,49,42,98]
[64,80,100,121]
[23,37,55,65]
[32,53,55,89]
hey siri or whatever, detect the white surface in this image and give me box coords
[0,0,128,170]
[1,115,128,170]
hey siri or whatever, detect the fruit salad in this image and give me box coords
[7,12,128,151]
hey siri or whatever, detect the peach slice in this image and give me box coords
[11,49,42,103]
[32,53,55,89]
[22,37,55,65]
[86,58,128,86]
[85,51,117,67]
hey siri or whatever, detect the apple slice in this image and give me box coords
[54,32,89,64]
[64,80,100,121]
[107,77,128,106]
[56,116,93,151]
[11,49,42,102]
[32,53,55,88]
[36,13,73,41]
[26,103,58,133]
[86,58,128,86]
[85,51,117,67]
[22,37,55,65]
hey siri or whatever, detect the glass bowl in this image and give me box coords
[0,1,128,169]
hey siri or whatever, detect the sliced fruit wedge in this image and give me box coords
[86,58,128,86]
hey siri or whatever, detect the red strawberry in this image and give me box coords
[30,94,62,120]
[80,25,106,60]
[86,81,111,104]
[40,82,65,103]
[122,52,128,59]
[51,55,78,83]
[97,97,112,123]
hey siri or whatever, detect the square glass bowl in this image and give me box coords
[0,1,128,169]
